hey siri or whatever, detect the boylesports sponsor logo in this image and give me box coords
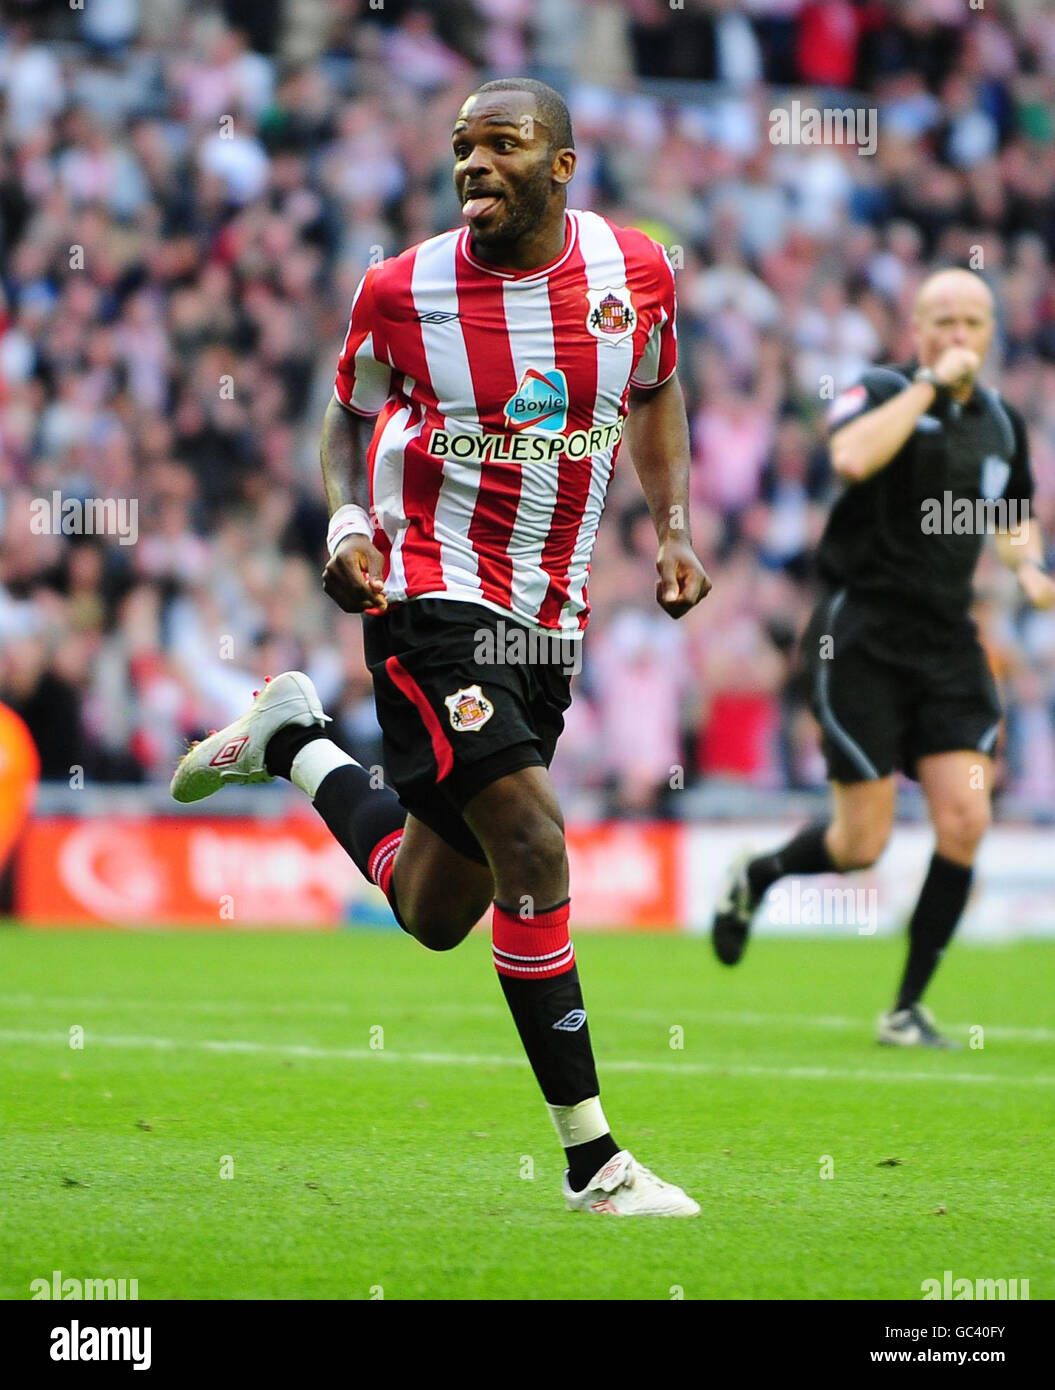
[503,367,568,433]
[429,417,623,464]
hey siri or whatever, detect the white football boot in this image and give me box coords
[563,1150,700,1216]
[170,671,330,804]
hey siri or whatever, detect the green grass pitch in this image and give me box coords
[1,926,1052,1300]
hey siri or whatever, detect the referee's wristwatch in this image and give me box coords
[913,365,947,398]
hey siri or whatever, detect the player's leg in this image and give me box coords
[880,749,991,1045]
[462,762,698,1215]
[387,813,494,949]
[265,718,494,947]
[168,672,493,944]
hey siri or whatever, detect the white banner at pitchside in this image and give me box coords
[682,823,1055,941]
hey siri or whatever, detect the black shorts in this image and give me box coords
[801,587,1002,784]
[362,598,576,865]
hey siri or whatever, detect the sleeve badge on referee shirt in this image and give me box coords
[586,286,637,346]
[826,383,868,429]
[444,685,495,732]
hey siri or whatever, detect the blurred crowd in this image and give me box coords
[2,0,1055,813]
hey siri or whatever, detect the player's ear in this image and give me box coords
[551,147,576,187]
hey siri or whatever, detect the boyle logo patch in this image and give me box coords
[586,285,636,345]
[444,685,494,732]
[503,367,568,433]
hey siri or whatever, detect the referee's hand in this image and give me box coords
[1019,561,1055,611]
[322,537,388,614]
[655,536,712,618]
[933,346,981,392]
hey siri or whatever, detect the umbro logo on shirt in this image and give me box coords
[415,310,461,324]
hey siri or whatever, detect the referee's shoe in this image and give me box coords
[877,1003,959,1049]
[711,850,758,965]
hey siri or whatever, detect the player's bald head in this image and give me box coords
[914,269,994,324]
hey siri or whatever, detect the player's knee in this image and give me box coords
[398,888,490,952]
[406,906,478,952]
[497,806,567,891]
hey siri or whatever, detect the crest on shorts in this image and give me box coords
[444,684,494,732]
[586,286,636,345]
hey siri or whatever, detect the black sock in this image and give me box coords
[496,957,618,1190]
[266,729,409,930]
[312,763,406,881]
[747,821,836,904]
[895,853,972,1010]
[264,724,329,780]
[565,1135,621,1192]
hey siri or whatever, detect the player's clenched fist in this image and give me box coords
[322,537,388,613]
[655,537,712,618]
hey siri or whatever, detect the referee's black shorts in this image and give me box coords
[362,598,575,865]
[801,587,1002,784]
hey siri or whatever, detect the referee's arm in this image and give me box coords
[831,348,979,483]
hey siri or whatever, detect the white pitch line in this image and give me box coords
[0,995,1052,1042]
[0,1028,1051,1088]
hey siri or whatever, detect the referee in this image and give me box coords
[711,268,1055,1046]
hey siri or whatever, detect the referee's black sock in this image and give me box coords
[747,822,836,906]
[895,853,973,1010]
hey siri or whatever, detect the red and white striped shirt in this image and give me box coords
[333,209,678,634]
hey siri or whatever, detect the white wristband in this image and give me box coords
[327,504,373,559]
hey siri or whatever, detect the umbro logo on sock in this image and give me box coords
[552,1009,587,1032]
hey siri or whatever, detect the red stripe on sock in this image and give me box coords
[384,656,454,782]
[368,828,403,899]
[492,900,574,979]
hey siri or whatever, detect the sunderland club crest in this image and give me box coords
[444,684,494,732]
[586,286,636,346]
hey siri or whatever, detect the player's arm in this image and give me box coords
[321,268,392,614]
[831,348,981,483]
[320,397,387,613]
[626,375,711,618]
